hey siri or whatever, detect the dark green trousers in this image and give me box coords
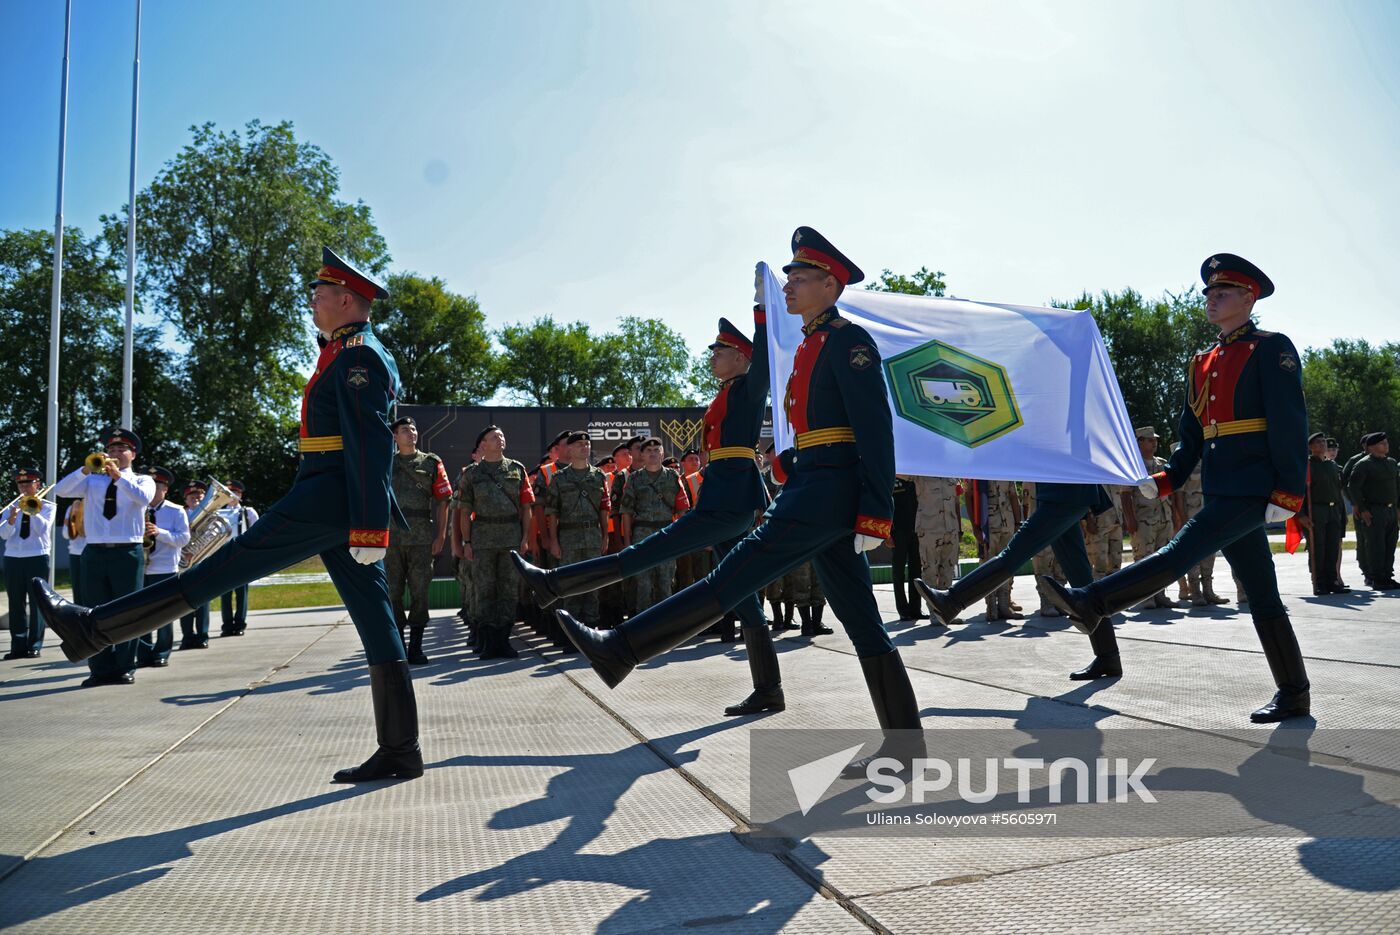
[220,585,249,633]
[83,544,145,678]
[137,572,178,665]
[1361,511,1398,583]
[5,554,49,654]
[1307,512,1340,591]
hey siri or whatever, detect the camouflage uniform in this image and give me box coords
[674,472,710,591]
[982,480,1020,618]
[1086,493,1124,579]
[544,464,611,626]
[457,457,534,657]
[912,476,961,602]
[620,466,687,611]
[386,450,451,646]
[599,468,627,626]
[1127,454,1174,605]
[451,468,475,623]
[1025,482,1066,615]
[1176,460,1222,604]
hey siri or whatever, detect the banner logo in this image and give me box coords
[659,418,703,453]
[884,340,1023,448]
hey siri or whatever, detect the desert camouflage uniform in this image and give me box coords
[1128,454,1175,604]
[1086,491,1125,579]
[982,480,1020,617]
[912,476,962,601]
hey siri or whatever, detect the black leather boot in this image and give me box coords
[796,604,812,635]
[30,576,193,663]
[768,598,786,632]
[1042,557,1184,635]
[913,555,1015,627]
[511,551,624,609]
[808,604,833,635]
[406,625,429,665]
[556,580,725,688]
[724,626,785,716]
[842,649,924,778]
[1069,618,1122,680]
[332,661,424,782]
[718,614,739,643]
[1250,616,1311,723]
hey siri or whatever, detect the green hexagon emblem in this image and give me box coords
[883,340,1023,447]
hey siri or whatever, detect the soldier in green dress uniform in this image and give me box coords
[1347,431,1399,590]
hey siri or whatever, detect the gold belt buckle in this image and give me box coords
[1202,423,1219,439]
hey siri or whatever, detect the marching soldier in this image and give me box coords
[1173,448,1228,605]
[1302,432,1348,595]
[618,437,689,612]
[386,416,452,664]
[548,227,920,769]
[543,431,611,627]
[911,475,961,622]
[458,425,535,658]
[1046,254,1312,721]
[217,481,259,636]
[1121,427,1185,609]
[889,475,921,621]
[1347,431,1399,590]
[51,428,154,686]
[36,248,425,780]
[136,467,191,668]
[3,466,55,659]
[178,480,213,649]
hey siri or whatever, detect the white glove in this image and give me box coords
[350,546,387,565]
[753,263,765,306]
[1137,477,1159,499]
[1263,503,1296,524]
[854,534,884,553]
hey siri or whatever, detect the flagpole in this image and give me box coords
[121,0,142,429]
[47,0,74,584]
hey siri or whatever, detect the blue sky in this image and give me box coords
[5,0,1398,372]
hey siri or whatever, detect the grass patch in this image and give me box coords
[247,581,344,611]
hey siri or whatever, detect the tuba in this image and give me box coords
[179,478,238,571]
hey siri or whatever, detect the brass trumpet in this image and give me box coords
[4,484,54,518]
[85,452,115,473]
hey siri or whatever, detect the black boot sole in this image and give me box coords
[1040,578,1101,634]
[556,610,635,688]
[1069,657,1123,680]
[510,551,560,608]
[912,579,962,627]
[723,692,786,716]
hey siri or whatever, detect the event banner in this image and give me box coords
[760,263,1144,485]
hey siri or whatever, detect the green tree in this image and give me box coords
[374,272,496,404]
[866,266,947,296]
[105,119,388,496]
[0,227,186,479]
[607,316,695,407]
[687,354,722,405]
[1053,287,1217,443]
[1301,339,1400,461]
[496,317,623,407]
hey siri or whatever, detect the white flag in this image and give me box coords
[761,263,1144,486]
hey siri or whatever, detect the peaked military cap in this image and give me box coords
[783,226,864,286]
[227,479,246,494]
[184,478,208,495]
[1308,432,1326,445]
[15,466,41,483]
[390,415,416,431]
[148,466,175,485]
[309,247,389,302]
[101,427,142,454]
[1201,253,1274,300]
[708,317,753,359]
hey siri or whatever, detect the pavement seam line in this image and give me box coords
[0,620,346,886]
[521,634,893,935]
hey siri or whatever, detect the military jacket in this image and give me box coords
[772,307,895,538]
[457,457,534,549]
[697,306,770,513]
[1155,322,1307,510]
[1348,456,1399,513]
[912,476,961,536]
[298,320,406,547]
[545,464,611,548]
[620,467,687,528]
[1130,456,1173,524]
[891,477,918,535]
[390,450,452,547]
[1306,456,1345,518]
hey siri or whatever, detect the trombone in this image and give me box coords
[4,484,55,518]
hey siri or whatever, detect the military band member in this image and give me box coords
[217,481,259,636]
[3,466,55,659]
[178,480,213,649]
[514,283,785,716]
[63,500,86,606]
[51,428,154,686]
[1347,431,1399,590]
[543,431,611,627]
[386,416,451,665]
[136,467,192,667]
[547,228,920,768]
[35,248,424,780]
[458,425,535,659]
[1045,254,1312,721]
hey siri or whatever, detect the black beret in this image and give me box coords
[640,437,663,449]
[596,456,615,467]
[390,416,416,431]
[1362,431,1388,447]
[548,431,571,449]
[565,431,590,444]
[611,444,629,456]
[474,425,500,450]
